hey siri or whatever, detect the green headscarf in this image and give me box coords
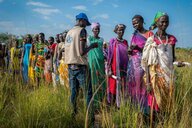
[150,12,167,30]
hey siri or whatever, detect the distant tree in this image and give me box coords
[0,33,16,44]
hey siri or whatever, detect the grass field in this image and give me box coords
[0,48,192,128]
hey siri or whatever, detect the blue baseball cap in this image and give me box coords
[76,13,91,26]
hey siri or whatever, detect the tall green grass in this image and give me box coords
[0,48,192,128]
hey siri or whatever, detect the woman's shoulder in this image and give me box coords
[123,39,128,43]
[122,39,128,46]
[10,47,15,50]
[168,34,177,45]
[146,35,155,41]
[88,35,95,42]
[109,38,116,44]
[25,43,32,47]
[87,35,92,39]
[146,30,154,37]
[142,30,154,39]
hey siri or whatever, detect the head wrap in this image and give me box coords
[150,12,168,30]
[91,22,100,30]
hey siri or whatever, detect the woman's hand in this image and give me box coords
[107,67,112,76]
[173,61,191,67]
[177,61,185,67]
[90,43,98,49]
[130,44,138,50]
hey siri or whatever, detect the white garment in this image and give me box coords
[141,36,174,87]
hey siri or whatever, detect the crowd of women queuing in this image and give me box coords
[0,11,185,126]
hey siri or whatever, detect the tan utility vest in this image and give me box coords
[64,26,88,65]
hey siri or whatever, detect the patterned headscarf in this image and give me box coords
[150,12,168,30]
[91,22,100,30]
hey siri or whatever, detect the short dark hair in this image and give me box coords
[132,15,144,23]
[49,36,54,41]
[39,32,45,37]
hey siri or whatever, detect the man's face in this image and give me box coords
[79,19,87,27]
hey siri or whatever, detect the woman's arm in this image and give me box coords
[172,44,176,62]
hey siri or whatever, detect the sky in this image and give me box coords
[0,0,192,48]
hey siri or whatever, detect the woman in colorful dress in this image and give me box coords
[44,40,53,84]
[10,39,21,76]
[21,34,32,83]
[107,24,129,108]
[56,33,65,85]
[127,15,154,113]
[58,31,69,87]
[87,22,106,111]
[34,33,46,86]
[28,34,39,83]
[141,12,177,117]
[52,34,60,87]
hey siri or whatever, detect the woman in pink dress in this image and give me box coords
[127,15,153,114]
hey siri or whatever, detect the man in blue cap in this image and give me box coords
[65,12,98,125]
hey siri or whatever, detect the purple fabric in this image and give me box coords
[107,38,129,107]
[107,38,128,68]
[127,31,147,112]
[131,31,147,55]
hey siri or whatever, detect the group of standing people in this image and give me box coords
[64,11,180,127]
[0,11,182,126]
[0,31,69,88]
